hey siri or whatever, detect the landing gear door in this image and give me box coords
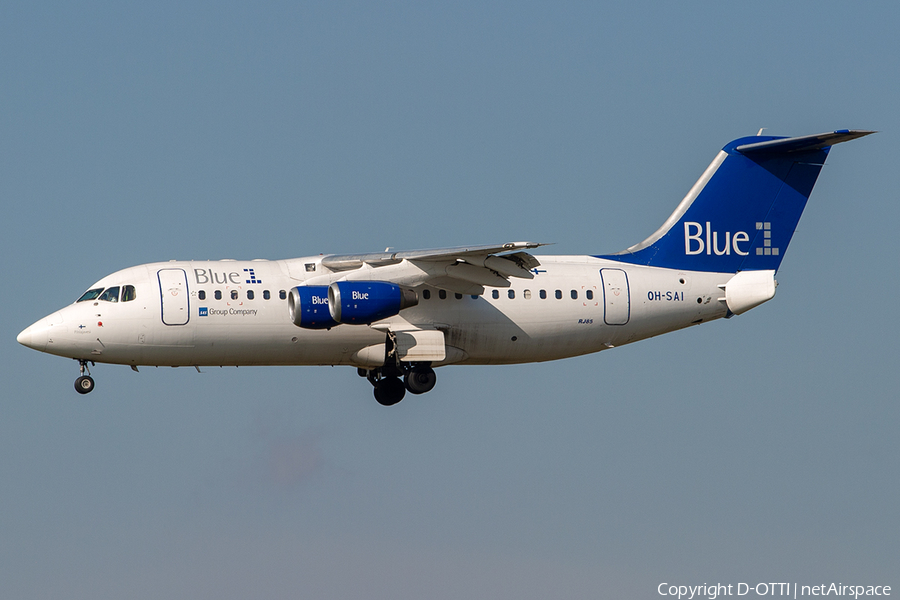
[600,268,630,325]
[158,268,190,325]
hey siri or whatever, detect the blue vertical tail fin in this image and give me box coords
[599,130,873,273]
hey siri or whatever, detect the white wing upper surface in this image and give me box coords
[302,241,549,295]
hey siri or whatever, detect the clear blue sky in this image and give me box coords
[3,2,898,598]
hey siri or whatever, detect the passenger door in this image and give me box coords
[600,268,630,325]
[158,269,189,325]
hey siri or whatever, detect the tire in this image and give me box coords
[404,367,436,395]
[74,375,95,394]
[373,377,405,406]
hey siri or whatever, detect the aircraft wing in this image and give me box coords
[307,241,550,295]
[321,241,546,270]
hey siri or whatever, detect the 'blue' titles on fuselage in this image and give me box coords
[194,268,263,286]
[194,268,242,285]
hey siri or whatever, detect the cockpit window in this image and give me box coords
[122,285,136,302]
[77,288,104,302]
[98,286,120,302]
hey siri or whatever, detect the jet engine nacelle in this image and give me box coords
[328,281,418,324]
[288,286,339,329]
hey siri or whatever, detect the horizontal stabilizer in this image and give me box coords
[736,130,875,155]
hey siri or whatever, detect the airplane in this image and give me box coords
[17,129,873,406]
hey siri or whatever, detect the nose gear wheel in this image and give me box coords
[74,359,96,394]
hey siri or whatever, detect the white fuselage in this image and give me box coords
[20,256,735,369]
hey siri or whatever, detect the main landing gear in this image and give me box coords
[74,359,95,394]
[359,362,437,407]
[358,331,438,406]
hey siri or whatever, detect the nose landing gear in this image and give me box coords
[74,360,95,394]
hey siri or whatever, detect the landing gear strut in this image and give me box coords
[74,359,95,394]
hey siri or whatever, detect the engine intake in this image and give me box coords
[288,286,339,329]
[328,281,418,324]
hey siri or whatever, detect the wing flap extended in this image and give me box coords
[424,276,486,296]
[394,329,446,362]
[369,318,448,362]
[445,262,510,287]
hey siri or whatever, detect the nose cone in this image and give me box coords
[17,324,45,351]
[17,313,60,352]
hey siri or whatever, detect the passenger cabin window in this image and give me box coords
[571,290,578,299]
[263,290,270,300]
[423,289,431,300]
[231,290,239,300]
[77,288,104,302]
[439,290,447,300]
[198,290,206,301]
[540,289,547,299]
[492,290,500,299]
[279,290,287,300]
[215,290,222,300]
[508,290,515,299]
[98,286,120,302]
[586,290,593,300]
[247,290,254,300]
[455,293,462,300]
[555,290,562,299]
[524,290,532,299]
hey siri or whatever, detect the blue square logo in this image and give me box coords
[199,307,209,317]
